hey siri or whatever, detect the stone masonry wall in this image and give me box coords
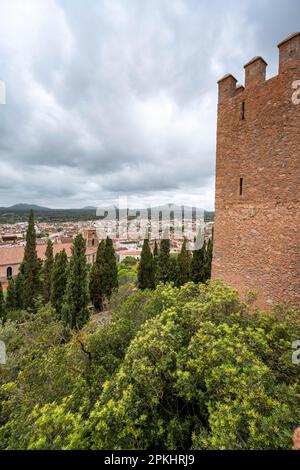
[212,33,300,309]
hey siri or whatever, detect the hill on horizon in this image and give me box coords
[0,203,215,224]
[3,203,52,211]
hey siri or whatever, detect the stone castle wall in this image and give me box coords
[212,33,300,308]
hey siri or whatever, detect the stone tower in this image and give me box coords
[212,33,300,309]
[83,227,99,248]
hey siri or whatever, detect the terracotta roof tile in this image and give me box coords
[0,243,74,266]
[118,250,142,256]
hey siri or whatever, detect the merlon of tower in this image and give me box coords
[217,74,237,102]
[278,32,300,73]
[244,56,267,87]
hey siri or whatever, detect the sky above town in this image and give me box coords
[0,0,299,210]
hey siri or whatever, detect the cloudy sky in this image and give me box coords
[0,0,299,209]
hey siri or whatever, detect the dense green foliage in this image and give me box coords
[178,239,191,285]
[61,234,90,329]
[0,282,299,450]
[103,237,118,298]
[21,210,42,311]
[51,249,68,319]
[89,240,106,310]
[43,240,54,303]
[5,279,17,312]
[1,211,296,451]
[156,239,173,284]
[3,270,25,318]
[153,240,159,257]
[117,258,138,287]
[0,282,5,321]
[190,244,205,284]
[204,238,213,282]
[139,237,213,288]
[89,238,118,310]
[14,271,24,311]
[137,238,155,290]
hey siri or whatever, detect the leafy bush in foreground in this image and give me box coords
[0,282,299,450]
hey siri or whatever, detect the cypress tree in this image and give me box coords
[22,210,41,311]
[168,255,180,286]
[137,238,155,290]
[156,238,172,284]
[15,269,24,310]
[178,238,191,285]
[0,281,5,322]
[103,237,118,299]
[190,243,205,284]
[153,240,158,257]
[51,249,68,318]
[204,238,213,281]
[61,234,89,329]
[153,240,159,286]
[5,278,17,311]
[89,240,106,311]
[43,240,54,303]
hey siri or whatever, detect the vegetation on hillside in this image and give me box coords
[0,282,299,449]
[0,211,298,450]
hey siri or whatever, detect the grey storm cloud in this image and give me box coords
[0,0,299,209]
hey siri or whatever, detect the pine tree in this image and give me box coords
[61,235,89,329]
[89,240,106,310]
[190,243,205,284]
[51,249,68,319]
[22,210,42,311]
[156,238,172,284]
[43,240,54,303]
[138,238,155,290]
[103,237,118,299]
[5,278,17,311]
[0,281,5,322]
[178,239,191,285]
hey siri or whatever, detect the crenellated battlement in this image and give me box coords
[218,32,300,101]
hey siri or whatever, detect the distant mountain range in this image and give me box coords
[0,203,52,211]
[0,203,96,212]
[0,204,99,223]
[0,203,214,223]
[0,203,213,212]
